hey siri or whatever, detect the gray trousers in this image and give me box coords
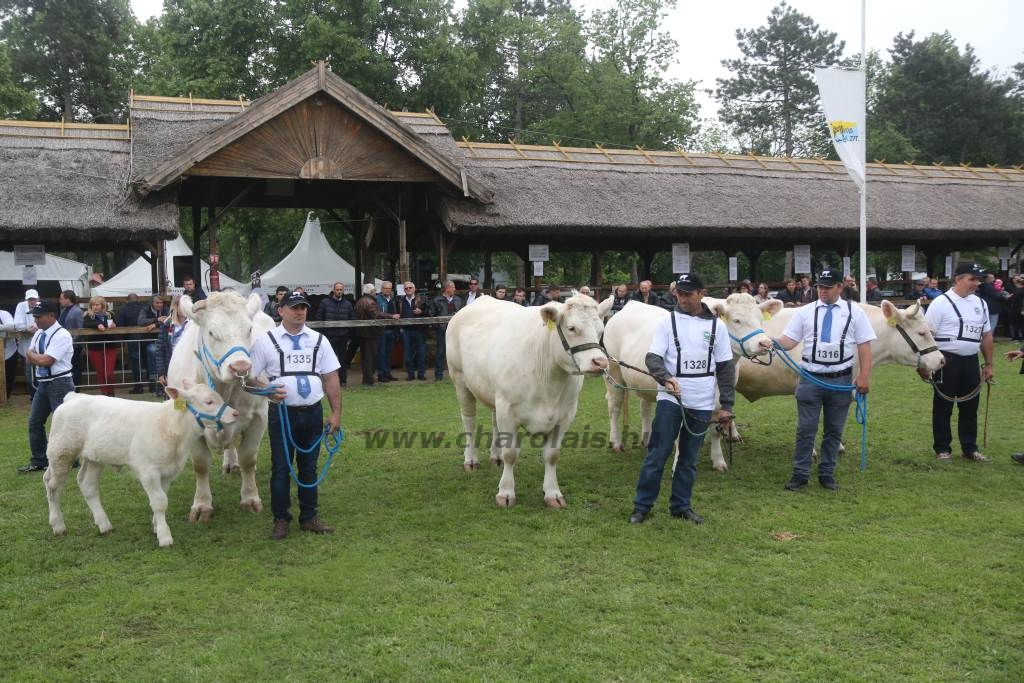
[793,373,853,479]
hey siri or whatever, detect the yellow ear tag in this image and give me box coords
[174,399,186,411]
[762,311,772,321]
[887,317,898,327]
[546,320,555,331]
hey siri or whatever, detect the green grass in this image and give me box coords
[3,346,1023,682]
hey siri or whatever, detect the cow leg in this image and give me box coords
[494,407,518,507]
[189,442,215,522]
[605,373,626,452]
[139,470,173,547]
[44,457,73,536]
[708,424,728,472]
[235,418,265,513]
[451,371,480,471]
[542,428,568,508]
[489,411,502,466]
[639,397,654,447]
[77,460,113,535]
[221,445,240,475]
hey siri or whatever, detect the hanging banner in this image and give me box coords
[671,243,691,274]
[815,67,866,189]
[901,245,916,272]
[793,245,812,274]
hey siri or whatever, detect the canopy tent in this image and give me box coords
[258,213,359,295]
[0,251,91,295]
[93,235,246,297]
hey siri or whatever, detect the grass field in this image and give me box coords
[3,347,1023,682]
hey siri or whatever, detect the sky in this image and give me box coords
[130,0,1023,118]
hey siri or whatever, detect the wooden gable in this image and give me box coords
[185,96,442,183]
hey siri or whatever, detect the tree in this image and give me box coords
[0,0,138,122]
[715,1,844,157]
[0,42,35,117]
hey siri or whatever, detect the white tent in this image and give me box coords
[0,251,91,295]
[94,235,246,297]
[259,213,359,295]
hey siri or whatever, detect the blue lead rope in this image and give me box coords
[771,339,870,471]
[276,401,344,488]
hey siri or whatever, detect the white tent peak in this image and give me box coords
[93,235,245,297]
[258,213,359,295]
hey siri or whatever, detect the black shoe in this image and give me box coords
[784,476,808,491]
[1011,453,1024,465]
[671,508,704,525]
[818,475,839,491]
[129,385,145,394]
[377,376,388,383]
[407,375,415,381]
[385,374,397,381]
[418,375,427,381]
[17,463,46,473]
[628,509,650,524]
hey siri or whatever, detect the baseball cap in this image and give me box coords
[25,289,39,300]
[675,273,704,292]
[282,291,310,308]
[816,269,839,287]
[953,262,985,278]
[30,300,58,316]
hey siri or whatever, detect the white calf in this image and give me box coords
[44,380,239,547]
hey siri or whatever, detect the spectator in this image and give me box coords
[798,276,815,304]
[659,282,677,310]
[181,275,207,302]
[0,306,15,397]
[154,295,189,388]
[14,289,40,397]
[265,286,289,323]
[738,279,752,295]
[493,285,508,300]
[841,275,860,302]
[578,285,593,298]
[775,279,801,306]
[865,277,883,303]
[352,284,390,386]
[115,293,146,393]
[532,285,563,306]
[631,280,658,305]
[465,277,482,305]
[137,294,169,395]
[977,273,1006,335]
[610,284,630,314]
[399,281,428,381]
[374,281,400,383]
[317,281,355,387]
[512,288,529,306]
[926,278,943,298]
[1007,276,1024,341]
[754,282,771,304]
[83,296,118,396]
[58,290,84,386]
[431,280,464,381]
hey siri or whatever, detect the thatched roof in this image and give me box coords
[436,143,1024,247]
[0,121,178,244]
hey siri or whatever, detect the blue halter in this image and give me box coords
[186,401,232,432]
[195,342,252,388]
[729,328,772,363]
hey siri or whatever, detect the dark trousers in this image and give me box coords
[377,329,395,378]
[127,339,143,386]
[793,372,853,479]
[28,376,75,466]
[268,404,323,524]
[326,335,349,384]
[932,351,981,455]
[4,353,16,396]
[633,400,710,514]
[433,325,448,379]
[356,336,379,385]
[403,329,426,378]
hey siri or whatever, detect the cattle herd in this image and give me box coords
[37,289,945,545]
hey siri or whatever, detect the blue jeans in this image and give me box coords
[402,329,426,378]
[28,376,75,466]
[145,341,158,380]
[633,400,711,514]
[793,373,853,479]
[434,325,447,379]
[268,404,324,524]
[377,329,395,378]
[127,339,143,384]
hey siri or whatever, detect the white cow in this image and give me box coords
[168,292,276,522]
[447,294,609,508]
[43,379,239,547]
[705,299,945,470]
[602,294,781,454]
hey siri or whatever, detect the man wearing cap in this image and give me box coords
[18,300,76,473]
[774,268,875,491]
[249,291,342,539]
[919,262,994,462]
[14,289,40,398]
[629,273,736,525]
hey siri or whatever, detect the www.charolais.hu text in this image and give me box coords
[362,425,647,450]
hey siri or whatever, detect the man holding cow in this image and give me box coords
[629,273,736,525]
[774,269,875,492]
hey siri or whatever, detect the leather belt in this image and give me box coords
[807,368,852,379]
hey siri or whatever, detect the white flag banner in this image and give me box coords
[815,67,866,189]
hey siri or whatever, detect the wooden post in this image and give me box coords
[590,251,603,295]
[354,218,366,287]
[484,251,493,289]
[438,227,447,283]
[190,204,203,286]
[207,194,221,292]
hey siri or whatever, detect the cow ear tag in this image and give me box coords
[887,317,898,327]
[174,399,187,411]
[546,320,555,331]
[762,311,772,321]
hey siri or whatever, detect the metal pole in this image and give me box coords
[858,0,868,298]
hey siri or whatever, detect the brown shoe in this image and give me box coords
[269,518,289,540]
[299,516,334,534]
[963,451,991,463]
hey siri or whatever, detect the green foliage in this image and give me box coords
[715,1,844,158]
[0,41,34,117]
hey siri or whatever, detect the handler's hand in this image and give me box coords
[326,412,341,433]
[270,386,288,403]
[716,409,733,425]
[1004,350,1024,361]
[982,364,994,383]
[855,373,870,394]
[664,378,680,396]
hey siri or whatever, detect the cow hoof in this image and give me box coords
[712,462,729,473]
[239,499,263,513]
[158,538,174,548]
[99,526,113,536]
[188,506,213,523]
[222,463,241,475]
[545,495,566,508]
[495,493,517,508]
[52,526,66,536]
[462,462,479,472]
[611,444,625,454]
[489,457,502,467]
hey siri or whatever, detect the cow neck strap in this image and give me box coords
[186,400,231,432]
[892,322,939,367]
[554,322,605,374]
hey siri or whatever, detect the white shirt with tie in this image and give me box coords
[30,322,75,380]
[782,299,875,373]
[250,325,340,407]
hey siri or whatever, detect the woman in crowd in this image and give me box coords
[754,282,771,304]
[155,294,189,392]
[82,295,118,396]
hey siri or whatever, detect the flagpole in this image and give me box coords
[859,0,867,298]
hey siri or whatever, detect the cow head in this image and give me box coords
[705,293,776,359]
[880,300,944,372]
[166,377,240,434]
[539,295,608,375]
[188,292,262,382]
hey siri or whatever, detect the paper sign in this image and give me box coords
[998,246,1010,260]
[944,256,952,277]
[842,257,851,277]
[14,245,45,266]
[793,245,811,274]
[728,257,738,282]
[21,265,37,286]
[533,261,544,277]
[901,245,916,272]
[528,244,549,262]
[671,243,691,274]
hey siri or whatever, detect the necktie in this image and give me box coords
[820,304,837,343]
[284,333,311,398]
[447,299,455,314]
[37,331,48,377]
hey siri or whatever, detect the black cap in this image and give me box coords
[816,269,839,287]
[953,262,985,278]
[282,291,310,308]
[30,300,59,316]
[675,273,704,292]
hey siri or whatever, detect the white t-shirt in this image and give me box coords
[0,310,15,360]
[13,301,36,356]
[782,299,876,373]
[30,322,74,379]
[648,310,733,410]
[250,325,341,407]
[925,290,989,357]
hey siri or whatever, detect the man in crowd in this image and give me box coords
[841,275,860,302]
[316,281,354,387]
[138,294,169,395]
[431,280,463,381]
[512,288,529,306]
[58,290,84,386]
[775,269,875,491]
[493,285,508,300]
[919,262,994,463]
[865,277,883,303]
[182,275,207,302]
[628,273,735,526]
[249,291,341,539]
[775,279,801,306]
[265,285,289,323]
[532,285,562,306]
[632,280,658,305]
[115,292,146,393]
[798,276,815,304]
[399,281,427,380]
[465,277,482,305]
[610,283,630,315]
[353,284,391,386]
[18,300,76,473]
[375,281,400,382]
[14,288,40,397]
